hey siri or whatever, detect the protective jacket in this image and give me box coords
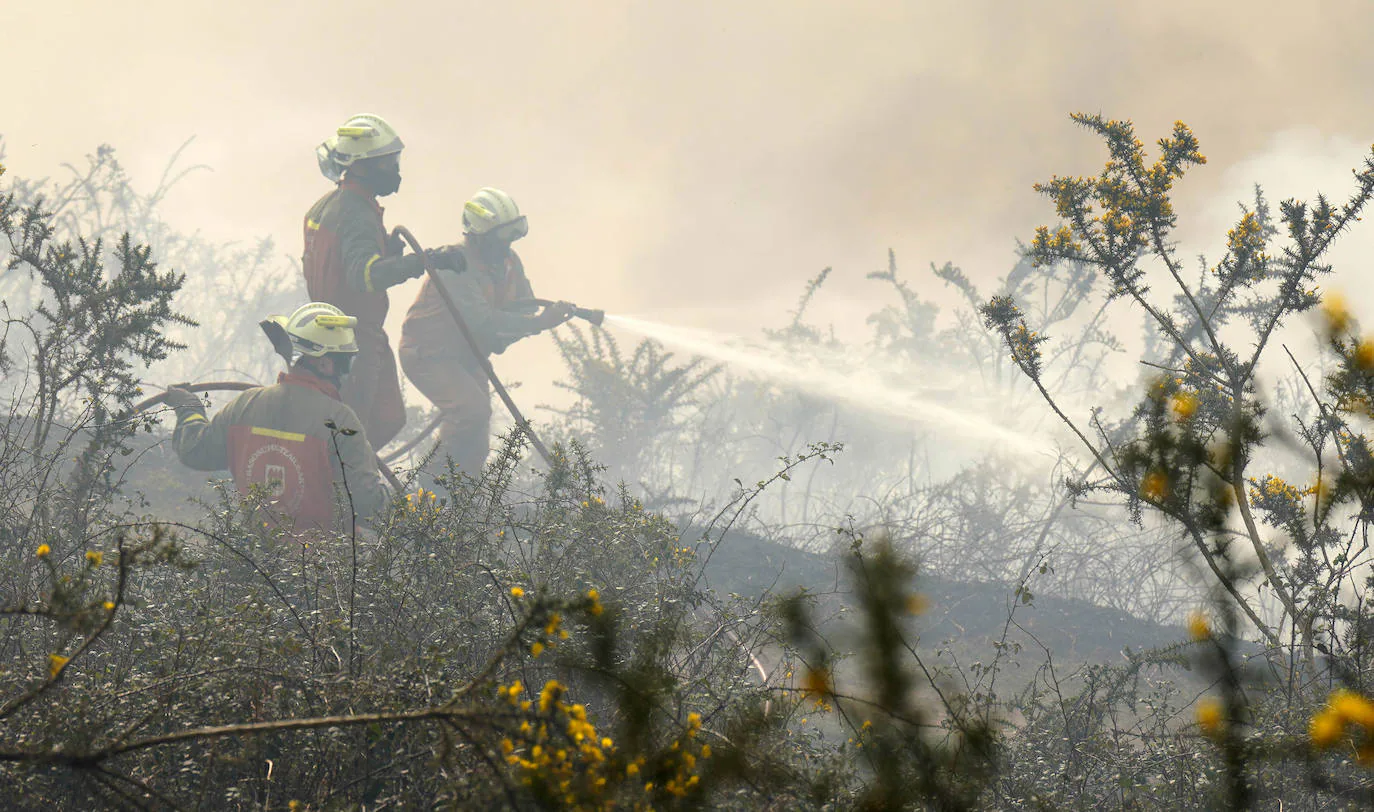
[398,241,537,366]
[302,179,409,445]
[172,370,388,531]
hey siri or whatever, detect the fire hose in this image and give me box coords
[130,381,406,493]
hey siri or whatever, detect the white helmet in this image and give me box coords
[264,302,359,358]
[316,114,404,182]
[462,187,528,241]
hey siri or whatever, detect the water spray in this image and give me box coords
[602,314,1057,460]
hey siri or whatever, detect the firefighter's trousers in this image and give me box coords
[342,324,407,449]
[399,345,492,480]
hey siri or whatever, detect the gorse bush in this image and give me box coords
[0,139,304,387]
[987,113,1374,806]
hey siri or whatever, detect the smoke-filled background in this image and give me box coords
[10,7,1374,804]
[9,0,1374,411]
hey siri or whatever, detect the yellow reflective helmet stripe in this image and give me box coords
[181,413,207,424]
[250,426,307,443]
[336,125,374,138]
[363,254,381,293]
[305,218,321,232]
[313,314,357,328]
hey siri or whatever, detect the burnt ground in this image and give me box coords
[700,528,1187,674]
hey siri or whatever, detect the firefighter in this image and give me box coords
[303,114,458,447]
[399,187,573,478]
[165,302,390,531]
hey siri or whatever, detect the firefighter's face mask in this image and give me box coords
[330,352,355,378]
[491,215,529,243]
[353,155,402,197]
[473,216,528,265]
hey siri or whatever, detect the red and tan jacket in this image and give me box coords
[172,370,389,531]
[399,241,536,367]
[302,179,392,327]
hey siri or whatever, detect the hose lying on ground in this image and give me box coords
[381,414,443,465]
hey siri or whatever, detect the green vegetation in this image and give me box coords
[3,116,1374,809]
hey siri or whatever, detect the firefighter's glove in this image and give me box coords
[164,386,207,424]
[534,301,577,331]
[424,245,466,273]
[385,231,406,258]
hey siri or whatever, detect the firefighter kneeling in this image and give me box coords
[166,303,390,532]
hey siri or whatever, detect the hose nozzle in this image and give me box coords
[573,307,606,326]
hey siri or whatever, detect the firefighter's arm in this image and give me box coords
[168,387,230,471]
[491,265,567,350]
[493,301,573,350]
[329,409,389,517]
[490,298,542,354]
[338,204,423,294]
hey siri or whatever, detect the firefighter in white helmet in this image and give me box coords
[399,187,574,478]
[302,114,459,449]
[165,302,390,532]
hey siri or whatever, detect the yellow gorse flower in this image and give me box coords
[1251,475,1303,504]
[35,544,51,558]
[47,653,69,679]
[85,550,102,568]
[1330,690,1374,728]
[1356,338,1374,370]
[1187,611,1210,642]
[1322,291,1353,337]
[1311,710,1344,748]
[1170,391,1199,421]
[1311,689,1374,753]
[1196,697,1224,739]
[1140,471,1169,502]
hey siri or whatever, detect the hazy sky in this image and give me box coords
[9,1,1374,408]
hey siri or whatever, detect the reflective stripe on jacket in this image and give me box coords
[173,370,388,530]
[303,179,390,327]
